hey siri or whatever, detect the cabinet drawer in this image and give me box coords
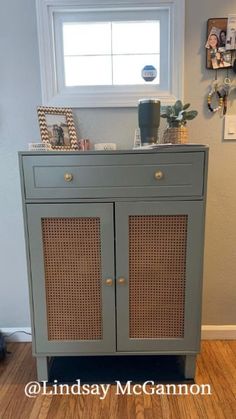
[22,152,205,199]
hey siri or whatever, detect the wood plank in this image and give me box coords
[0,341,235,418]
[99,385,111,419]
[229,340,236,353]
[0,343,28,383]
[151,393,165,419]
[108,385,119,419]
[197,342,236,419]
[0,343,36,418]
[126,391,136,419]
[28,392,53,419]
[202,342,236,407]
[214,341,236,395]
[134,394,145,419]
[195,353,219,419]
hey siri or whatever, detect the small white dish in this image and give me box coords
[94,143,117,150]
[28,143,51,151]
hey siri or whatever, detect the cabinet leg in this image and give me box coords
[36,356,49,382]
[183,355,197,379]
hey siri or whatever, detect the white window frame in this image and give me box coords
[36,0,185,108]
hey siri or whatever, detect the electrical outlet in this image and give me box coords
[224,115,236,140]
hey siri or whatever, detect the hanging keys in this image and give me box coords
[207,71,223,113]
[222,76,232,116]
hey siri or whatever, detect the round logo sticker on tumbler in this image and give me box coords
[142,65,157,82]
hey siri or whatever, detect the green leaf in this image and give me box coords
[185,110,198,120]
[173,100,183,115]
[183,103,190,110]
[165,106,173,116]
[160,113,168,118]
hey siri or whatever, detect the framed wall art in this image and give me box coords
[37,107,78,150]
[206,18,232,70]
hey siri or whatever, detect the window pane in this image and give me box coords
[63,23,111,55]
[112,21,160,54]
[64,56,112,86]
[113,54,160,85]
[62,20,160,87]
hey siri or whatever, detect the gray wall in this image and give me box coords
[0,0,236,327]
[0,0,41,326]
[185,0,236,324]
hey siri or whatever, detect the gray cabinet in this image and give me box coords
[19,147,208,381]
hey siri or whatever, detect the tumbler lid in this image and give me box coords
[138,98,160,104]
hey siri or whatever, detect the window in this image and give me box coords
[63,20,160,86]
[36,0,185,107]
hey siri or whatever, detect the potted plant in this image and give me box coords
[161,100,198,144]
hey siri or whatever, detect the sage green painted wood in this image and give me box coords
[183,355,197,379]
[36,356,49,382]
[22,152,204,199]
[29,349,199,356]
[23,196,205,205]
[18,154,37,355]
[18,146,208,157]
[26,203,116,354]
[192,148,209,351]
[115,201,204,352]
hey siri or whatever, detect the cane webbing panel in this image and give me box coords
[129,215,187,339]
[41,217,102,340]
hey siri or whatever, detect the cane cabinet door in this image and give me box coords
[115,201,204,352]
[27,203,115,353]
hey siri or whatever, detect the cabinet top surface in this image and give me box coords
[19,145,208,157]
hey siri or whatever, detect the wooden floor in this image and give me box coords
[0,341,235,418]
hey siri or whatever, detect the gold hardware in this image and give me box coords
[64,173,73,182]
[105,278,113,286]
[118,277,126,285]
[154,170,164,180]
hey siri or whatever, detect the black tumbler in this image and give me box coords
[138,99,161,144]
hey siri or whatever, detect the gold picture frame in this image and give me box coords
[37,106,78,150]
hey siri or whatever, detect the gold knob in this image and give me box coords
[154,170,164,180]
[105,278,113,286]
[64,173,73,182]
[118,277,126,285]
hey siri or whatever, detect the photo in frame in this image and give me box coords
[37,107,78,150]
[206,18,232,70]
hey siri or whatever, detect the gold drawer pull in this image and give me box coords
[154,170,164,180]
[105,278,113,286]
[64,173,73,182]
[118,277,126,285]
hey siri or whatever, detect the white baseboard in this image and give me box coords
[0,327,32,342]
[201,325,236,340]
[1,325,236,342]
